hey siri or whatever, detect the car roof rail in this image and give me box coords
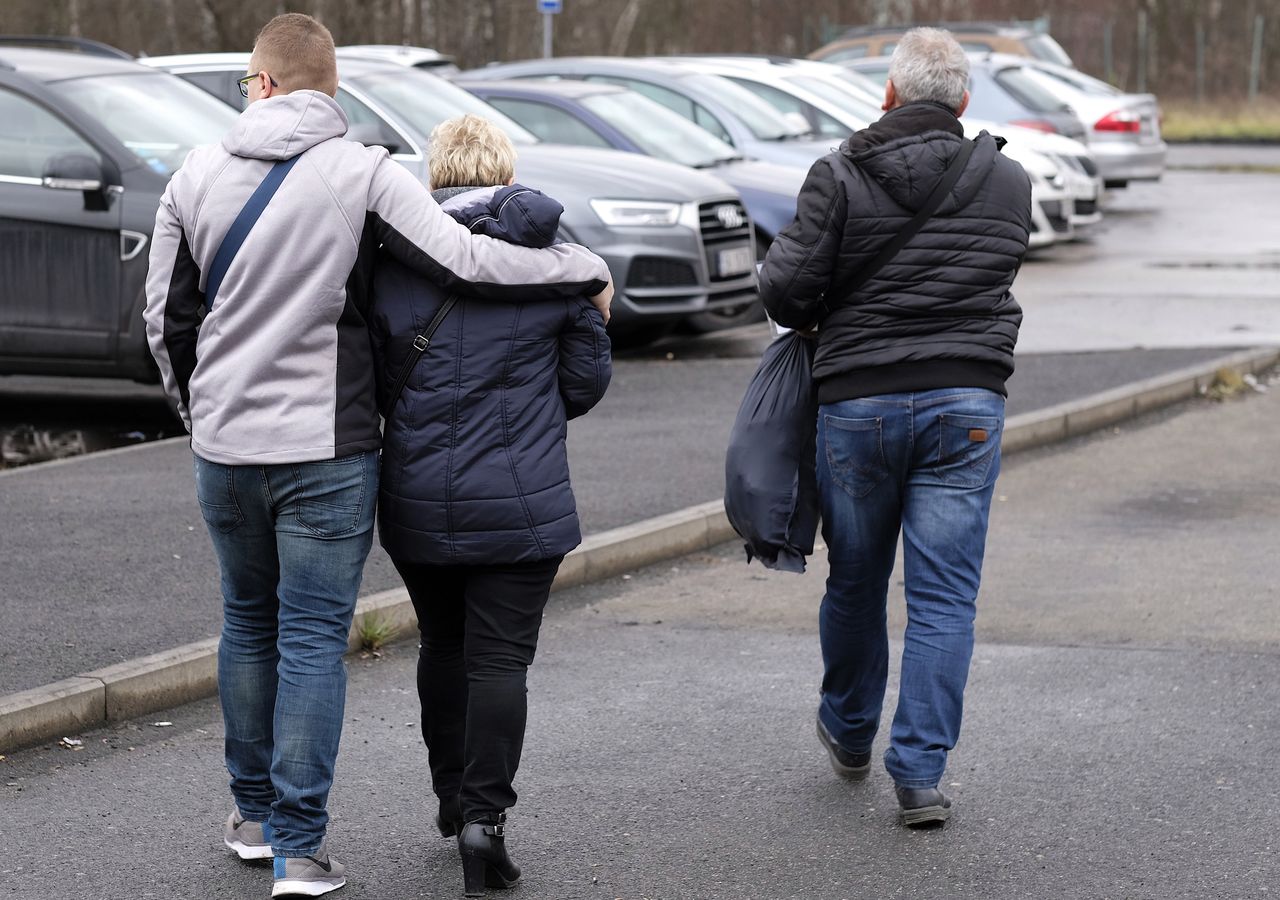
[0,35,133,60]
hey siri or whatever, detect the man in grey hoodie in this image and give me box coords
[142,14,612,898]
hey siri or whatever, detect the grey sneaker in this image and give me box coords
[272,846,346,897]
[224,809,273,860]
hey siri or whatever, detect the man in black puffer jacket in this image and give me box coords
[369,115,610,891]
[759,27,1032,828]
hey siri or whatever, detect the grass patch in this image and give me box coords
[1162,100,1280,143]
[356,612,397,653]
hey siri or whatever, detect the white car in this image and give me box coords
[1011,57,1166,188]
[672,55,1093,242]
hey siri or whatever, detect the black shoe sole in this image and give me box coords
[815,718,871,780]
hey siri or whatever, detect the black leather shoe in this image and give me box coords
[458,813,521,896]
[895,785,952,827]
[815,715,872,780]
[435,796,462,838]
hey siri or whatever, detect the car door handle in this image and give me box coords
[120,230,149,262]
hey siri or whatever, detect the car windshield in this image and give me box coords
[351,70,539,145]
[50,73,238,176]
[579,90,741,167]
[851,64,890,87]
[993,66,1072,113]
[683,73,810,140]
[785,74,882,124]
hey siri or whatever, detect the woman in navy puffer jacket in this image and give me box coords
[369,123,610,894]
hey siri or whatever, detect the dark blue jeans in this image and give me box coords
[194,450,377,856]
[815,388,1003,789]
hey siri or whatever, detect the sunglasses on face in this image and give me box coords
[238,72,279,98]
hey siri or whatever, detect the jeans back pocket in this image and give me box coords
[823,415,889,499]
[936,414,1001,488]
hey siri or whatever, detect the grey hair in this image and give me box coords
[887,27,970,110]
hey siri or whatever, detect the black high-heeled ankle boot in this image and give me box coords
[458,813,520,897]
[435,796,463,838]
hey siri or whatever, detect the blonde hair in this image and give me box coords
[250,13,339,97]
[429,115,517,190]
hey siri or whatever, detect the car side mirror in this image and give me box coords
[346,123,402,155]
[43,153,105,193]
[43,153,110,211]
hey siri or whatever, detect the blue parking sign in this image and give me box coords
[538,0,562,11]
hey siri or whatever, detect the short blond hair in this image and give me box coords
[429,115,517,190]
[250,13,338,97]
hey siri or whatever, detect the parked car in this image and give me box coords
[661,56,885,141]
[336,43,458,75]
[141,52,760,341]
[811,21,1074,68]
[843,54,1088,144]
[459,57,842,169]
[677,55,1100,234]
[0,39,239,381]
[1015,59,1165,188]
[457,79,805,249]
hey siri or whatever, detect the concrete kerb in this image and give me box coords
[2,347,1277,755]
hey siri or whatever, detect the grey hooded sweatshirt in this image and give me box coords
[143,90,610,466]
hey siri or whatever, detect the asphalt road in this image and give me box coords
[1,158,1274,694]
[0,344,1229,696]
[1,383,1276,899]
[1013,167,1280,353]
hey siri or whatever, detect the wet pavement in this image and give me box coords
[0,343,1238,697]
[1,383,1277,899]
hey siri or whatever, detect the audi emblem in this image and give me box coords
[715,205,745,230]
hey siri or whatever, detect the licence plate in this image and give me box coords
[716,245,755,278]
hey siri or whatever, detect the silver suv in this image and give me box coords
[142,52,759,341]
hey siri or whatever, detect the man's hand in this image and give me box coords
[590,279,614,325]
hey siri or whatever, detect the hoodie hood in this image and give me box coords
[438,184,563,249]
[222,90,349,161]
[840,101,1002,215]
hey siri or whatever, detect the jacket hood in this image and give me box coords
[439,183,563,249]
[222,90,349,160]
[840,102,1002,215]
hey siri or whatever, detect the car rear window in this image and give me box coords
[993,66,1070,113]
[1024,34,1074,68]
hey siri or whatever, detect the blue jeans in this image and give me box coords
[194,451,377,856]
[815,388,1003,789]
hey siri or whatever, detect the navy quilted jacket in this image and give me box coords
[370,184,612,565]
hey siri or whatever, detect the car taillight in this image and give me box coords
[1095,110,1142,133]
[1010,119,1057,134]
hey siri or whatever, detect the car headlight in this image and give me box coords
[589,199,682,227]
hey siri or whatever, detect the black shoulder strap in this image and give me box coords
[382,295,458,418]
[826,138,976,305]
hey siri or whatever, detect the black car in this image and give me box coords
[0,39,237,380]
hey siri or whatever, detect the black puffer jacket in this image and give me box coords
[370,184,611,565]
[759,102,1032,404]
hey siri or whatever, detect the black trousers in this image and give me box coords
[393,555,563,821]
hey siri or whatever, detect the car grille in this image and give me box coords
[627,257,698,289]
[1075,199,1098,216]
[1040,200,1071,233]
[698,200,753,283]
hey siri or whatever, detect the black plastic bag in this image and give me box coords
[724,331,820,573]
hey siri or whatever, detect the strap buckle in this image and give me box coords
[412,335,429,351]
